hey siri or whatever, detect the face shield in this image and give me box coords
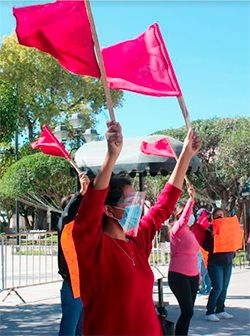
[115,192,146,236]
[187,214,195,227]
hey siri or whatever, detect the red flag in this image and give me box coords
[197,210,210,229]
[102,23,181,97]
[13,0,100,78]
[140,138,175,158]
[31,125,72,160]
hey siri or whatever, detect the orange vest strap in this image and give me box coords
[200,247,209,268]
[61,220,80,298]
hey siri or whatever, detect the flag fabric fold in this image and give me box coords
[102,23,182,97]
[13,2,181,97]
[31,124,72,160]
[13,0,100,78]
[140,137,175,158]
[196,210,210,229]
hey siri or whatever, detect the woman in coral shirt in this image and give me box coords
[168,186,200,336]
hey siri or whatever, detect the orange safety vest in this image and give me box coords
[212,216,244,253]
[61,220,80,298]
[200,247,209,268]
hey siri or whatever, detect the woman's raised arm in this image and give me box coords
[93,121,123,190]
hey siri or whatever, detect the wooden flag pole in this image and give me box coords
[171,143,191,189]
[176,96,196,188]
[177,96,192,129]
[68,159,82,175]
[85,0,116,122]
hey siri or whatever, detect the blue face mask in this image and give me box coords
[120,204,142,233]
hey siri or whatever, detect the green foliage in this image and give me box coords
[0,33,124,230]
[157,117,250,211]
[0,81,18,142]
[0,144,15,179]
[0,153,75,206]
[217,118,250,184]
[0,34,123,141]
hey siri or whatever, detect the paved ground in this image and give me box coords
[0,267,249,335]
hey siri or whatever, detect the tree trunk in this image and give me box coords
[34,208,47,230]
[24,215,32,231]
[27,121,34,141]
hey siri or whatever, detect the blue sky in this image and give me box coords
[1,1,250,137]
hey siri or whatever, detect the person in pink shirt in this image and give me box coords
[168,186,200,335]
[73,121,201,336]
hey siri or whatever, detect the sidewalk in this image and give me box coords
[0,267,249,335]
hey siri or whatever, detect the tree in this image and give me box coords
[0,153,75,229]
[156,117,250,214]
[0,196,15,233]
[1,153,75,203]
[0,81,18,143]
[0,34,123,142]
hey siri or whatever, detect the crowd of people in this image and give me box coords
[57,121,236,336]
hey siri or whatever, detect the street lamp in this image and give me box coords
[69,113,85,131]
[54,115,99,191]
[54,125,68,144]
[69,113,85,148]
[54,114,99,145]
[83,128,99,143]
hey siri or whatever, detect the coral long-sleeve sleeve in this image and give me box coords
[171,198,195,236]
[136,182,182,257]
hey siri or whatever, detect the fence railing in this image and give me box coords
[150,232,249,268]
[0,230,248,303]
[0,231,60,302]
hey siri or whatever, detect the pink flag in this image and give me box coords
[13,0,100,78]
[102,23,181,97]
[31,125,72,160]
[197,210,210,229]
[140,138,175,158]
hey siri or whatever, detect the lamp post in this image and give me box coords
[83,128,99,143]
[15,130,20,242]
[54,125,68,145]
[69,113,85,148]
[54,114,91,189]
[54,114,99,188]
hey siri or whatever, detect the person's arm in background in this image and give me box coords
[141,129,201,229]
[79,172,90,196]
[168,128,201,190]
[171,185,195,236]
[137,131,201,255]
[93,121,123,190]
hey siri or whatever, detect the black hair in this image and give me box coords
[105,176,132,206]
[212,207,224,219]
[60,193,74,210]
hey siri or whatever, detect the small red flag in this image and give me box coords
[102,23,181,97]
[197,210,210,229]
[13,0,100,78]
[140,138,175,158]
[31,125,72,160]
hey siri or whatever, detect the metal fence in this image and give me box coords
[0,231,60,302]
[0,230,248,303]
[150,232,249,268]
